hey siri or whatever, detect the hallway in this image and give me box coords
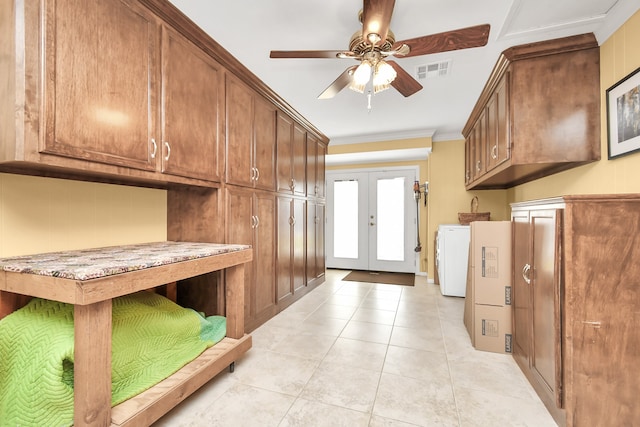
[155,269,556,426]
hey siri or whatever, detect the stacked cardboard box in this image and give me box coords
[463,221,512,354]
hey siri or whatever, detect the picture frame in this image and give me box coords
[607,66,640,159]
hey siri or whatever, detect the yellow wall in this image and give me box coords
[0,173,167,257]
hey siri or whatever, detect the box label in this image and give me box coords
[505,286,512,305]
[505,334,513,353]
[481,247,499,278]
[481,319,499,337]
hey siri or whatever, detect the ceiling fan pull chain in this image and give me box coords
[367,90,372,113]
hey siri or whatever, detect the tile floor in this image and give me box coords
[154,269,557,427]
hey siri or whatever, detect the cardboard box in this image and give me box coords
[463,221,513,353]
[469,221,512,306]
[474,304,513,354]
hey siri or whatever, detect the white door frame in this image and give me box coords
[326,166,419,273]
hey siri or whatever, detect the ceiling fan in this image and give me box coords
[270,0,490,99]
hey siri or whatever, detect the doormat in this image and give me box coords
[342,270,415,286]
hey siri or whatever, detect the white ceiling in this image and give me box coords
[169,0,640,147]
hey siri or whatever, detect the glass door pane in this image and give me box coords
[333,180,359,259]
[376,177,405,262]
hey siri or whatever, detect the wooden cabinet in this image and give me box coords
[226,186,277,332]
[511,204,563,423]
[41,0,158,171]
[464,34,600,189]
[226,76,276,190]
[276,196,306,309]
[277,112,306,196]
[306,200,326,286]
[511,195,640,427]
[4,0,224,186]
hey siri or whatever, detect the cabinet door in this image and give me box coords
[292,198,306,293]
[276,112,294,193]
[43,0,157,171]
[306,135,317,198]
[486,75,510,171]
[226,77,254,187]
[472,111,487,180]
[530,209,562,406]
[512,210,531,368]
[276,196,293,304]
[316,203,326,275]
[160,26,223,181]
[226,187,254,322]
[292,124,307,196]
[316,143,326,199]
[253,97,277,191]
[253,191,276,324]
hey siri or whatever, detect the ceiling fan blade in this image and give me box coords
[395,24,490,57]
[270,50,349,59]
[318,66,358,99]
[387,60,423,97]
[362,0,395,45]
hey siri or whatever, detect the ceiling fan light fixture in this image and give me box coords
[373,60,397,92]
[352,61,372,85]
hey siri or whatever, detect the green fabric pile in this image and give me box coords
[0,291,226,427]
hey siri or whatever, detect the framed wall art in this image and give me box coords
[607,66,640,159]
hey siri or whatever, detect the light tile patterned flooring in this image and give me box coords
[154,269,557,427]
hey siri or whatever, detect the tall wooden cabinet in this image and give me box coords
[511,195,640,427]
[226,187,277,331]
[464,34,600,189]
[276,196,307,309]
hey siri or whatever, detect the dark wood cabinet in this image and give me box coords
[226,186,277,332]
[226,76,276,190]
[276,112,306,196]
[276,196,306,309]
[464,34,600,189]
[511,204,563,423]
[306,200,326,286]
[511,195,640,427]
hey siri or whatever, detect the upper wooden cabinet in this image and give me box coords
[2,0,225,186]
[42,0,159,172]
[160,25,224,182]
[226,76,276,191]
[463,34,600,190]
[276,112,306,196]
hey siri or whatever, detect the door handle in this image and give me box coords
[522,263,531,284]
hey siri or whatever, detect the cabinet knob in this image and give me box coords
[150,139,157,159]
[255,167,260,181]
[491,145,498,159]
[250,167,256,181]
[255,215,260,228]
[290,178,295,190]
[476,160,481,172]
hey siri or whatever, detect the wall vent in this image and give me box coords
[416,60,452,79]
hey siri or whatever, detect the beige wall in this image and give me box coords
[0,173,167,257]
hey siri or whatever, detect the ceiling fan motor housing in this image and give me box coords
[349,29,396,55]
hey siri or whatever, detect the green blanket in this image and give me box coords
[0,291,226,427]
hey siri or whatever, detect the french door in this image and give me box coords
[326,168,417,273]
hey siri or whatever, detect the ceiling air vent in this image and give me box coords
[416,60,452,80]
